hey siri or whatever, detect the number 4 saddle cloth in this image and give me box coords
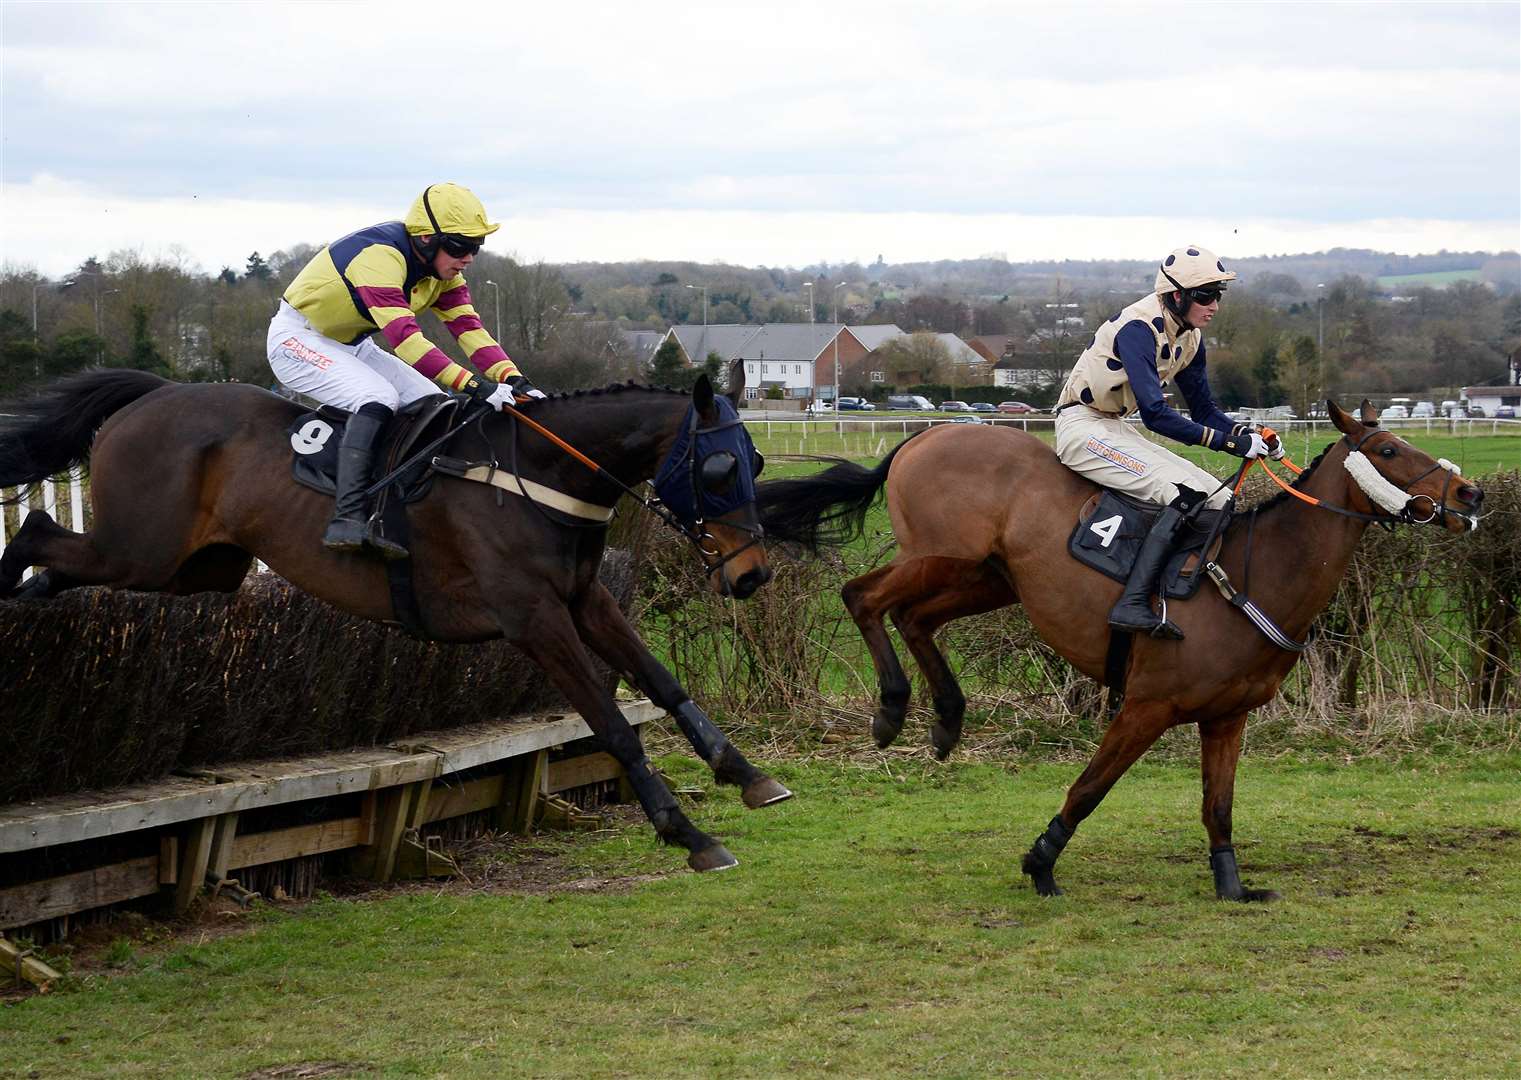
[1068,490,1230,601]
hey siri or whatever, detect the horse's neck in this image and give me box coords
[505,390,686,486]
[1236,443,1369,635]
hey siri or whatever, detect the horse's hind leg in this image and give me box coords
[513,598,737,871]
[842,560,919,748]
[1200,713,1279,902]
[571,582,791,809]
[0,511,105,598]
[1021,698,1175,897]
[890,558,1017,760]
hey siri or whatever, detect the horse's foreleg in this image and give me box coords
[570,582,791,809]
[891,559,1017,760]
[842,561,920,748]
[1021,699,1175,897]
[512,599,736,871]
[1200,713,1279,902]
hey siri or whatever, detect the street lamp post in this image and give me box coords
[803,281,814,324]
[484,278,503,342]
[1316,283,1326,406]
[832,281,847,419]
[684,283,708,369]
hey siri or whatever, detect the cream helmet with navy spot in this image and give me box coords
[1154,245,1237,323]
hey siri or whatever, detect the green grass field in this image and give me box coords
[1374,269,1485,289]
[4,752,1519,1078]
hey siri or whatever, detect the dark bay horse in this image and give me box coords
[0,367,790,871]
[757,401,1483,899]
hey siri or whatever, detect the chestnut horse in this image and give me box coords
[757,401,1483,899]
[0,366,789,871]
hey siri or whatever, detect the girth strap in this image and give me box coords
[1203,560,1307,652]
[431,456,616,522]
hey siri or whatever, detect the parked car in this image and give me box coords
[1411,401,1436,418]
[1496,406,1517,420]
[1379,404,1409,420]
[836,396,875,411]
[885,394,934,411]
[997,401,1037,414]
[970,402,996,413]
[938,400,972,412]
[1441,400,1463,418]
[949,415,985,424]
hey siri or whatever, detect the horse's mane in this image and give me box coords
[1233,440,1338,520]
[518,380,692,410]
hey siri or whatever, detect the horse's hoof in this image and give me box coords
[930,724,959,761]
[1021,852,1064,897]
[1231,887,1281,903]
[688,844,739,872]
[872,712,904,748]
[742,776,793,809]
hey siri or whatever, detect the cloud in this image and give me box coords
[2,1,1516,266]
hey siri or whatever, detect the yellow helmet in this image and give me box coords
[1153,245,1237,294]
[403,183,500,239]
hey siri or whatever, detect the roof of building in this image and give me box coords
[849,324,906,351]
[665,324,763,362]
[934,333,986,366]
[734,323,845,362]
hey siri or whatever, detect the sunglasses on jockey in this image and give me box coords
[1187,285,1226,306]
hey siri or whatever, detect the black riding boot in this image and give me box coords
[1108,504,1186,639]
[322,404,408,560]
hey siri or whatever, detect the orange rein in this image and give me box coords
[1230,426,1316,504]
[500,401,605,475]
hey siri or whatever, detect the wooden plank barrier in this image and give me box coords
[0,700,662,947]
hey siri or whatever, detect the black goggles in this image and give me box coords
[438,233,482,258]
[1187,286,1225,306]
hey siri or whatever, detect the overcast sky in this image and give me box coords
[2,1,1517,278]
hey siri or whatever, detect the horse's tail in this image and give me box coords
[756,434,919,552]
[0,368,171,502]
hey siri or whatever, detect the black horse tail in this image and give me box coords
[755,434,919,553]
[0,368,171,502]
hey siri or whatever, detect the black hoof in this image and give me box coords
[1220,887,1280,903]
[741,776,793,809]
[1021,853,1063,897]
[872,710,904,748]
[930,723,959,761]
[688,844,739,872]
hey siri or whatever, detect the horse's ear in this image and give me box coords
[693,373,716,420]
[725,359,745,409]
[1328,400,1360,436]
[1358,399,1380,426]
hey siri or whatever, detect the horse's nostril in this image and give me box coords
[1460,486,1482,505]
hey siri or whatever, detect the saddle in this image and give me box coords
[286,394,464,503]
[1068,489,1229,601]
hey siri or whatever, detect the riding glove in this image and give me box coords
[507,375,548,402]
[1219,429,1271,459]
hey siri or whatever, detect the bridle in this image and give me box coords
[653,405,767,579]
[1232,426,1475,531]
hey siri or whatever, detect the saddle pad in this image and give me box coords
[1068,490,1227,600]
[286,398,450,505]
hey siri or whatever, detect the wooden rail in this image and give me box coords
[0,700,662,985]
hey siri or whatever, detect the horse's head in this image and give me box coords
[1328,399,1483,533]
[652,363,772,598]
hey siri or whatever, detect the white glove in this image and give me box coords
[484,383,518,411]
[1261,428,1286,460]
[1243,432,1271,459]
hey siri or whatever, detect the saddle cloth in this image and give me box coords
[1068,490,1228,601]
[285,394,461,504]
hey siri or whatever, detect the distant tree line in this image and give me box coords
[2,247,1516,410]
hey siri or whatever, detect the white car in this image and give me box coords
[1379,404,1409,420]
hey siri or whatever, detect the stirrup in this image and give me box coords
[1149,596,1184,640]
[364,521,410,562]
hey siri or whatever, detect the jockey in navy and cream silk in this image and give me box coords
[1057,292,1236,450]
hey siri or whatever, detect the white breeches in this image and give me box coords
[267,301,439,413]
[1055,406,1233,509]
